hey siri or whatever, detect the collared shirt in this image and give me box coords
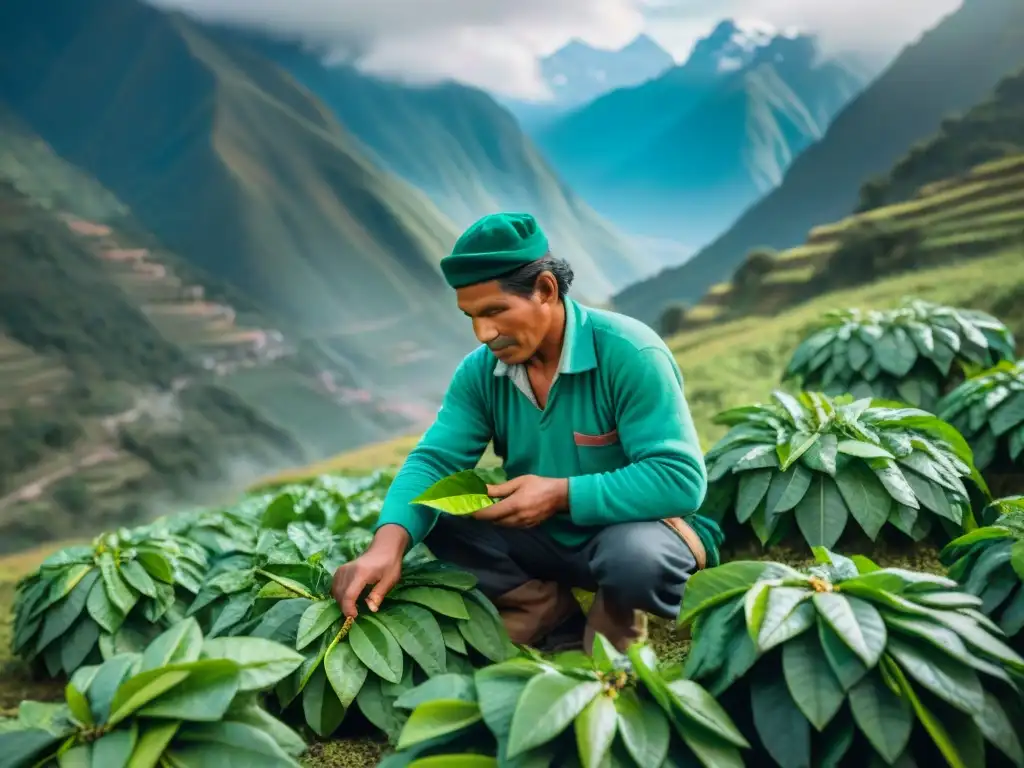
[376,297,708,548]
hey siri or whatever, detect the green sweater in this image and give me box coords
[374,297,709,550]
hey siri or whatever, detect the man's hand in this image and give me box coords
[474,474,568,528]
[331,525,407,618]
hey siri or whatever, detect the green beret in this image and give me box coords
[440,212,549,289]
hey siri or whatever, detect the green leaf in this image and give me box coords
[388,586,471,621]
[975,690,1024,766]
[782,631,844,731]
[575,693,617,768]
[394,674,476,710]
[136,660,240,722]
[303,665,347,738]
[885,657,969,768]
[458,590,514,663]
[406,758,497,768]
[411,471,496,515]
[667,679,749,748]
[99,553,138,616]
[833,463,892,540]
[396,698,481,750]
[201,636,304,691]
[678,562,771,626]
[750,672,810,768]
[765,464,814,515]
[1011,540,1024,581]
[107,669,192,727]
[349,614,404,684]
[758,588,814,651]
[375,603,448,677]
[120,561,157,599]
[141,619,203,672]
[506,672,601,757]
[37,570,99,652]
[126,722,179,768]
[886,636,984,715]
[735,470,772,523]
[65,683,92,726]
[92,722,138,768]
[793,476,850,549]
[847,672,912,762]
[836,440,894,459]
[324,639,368,709]
[614,688,670,767]
[296,601,343,651]
[817,618,868,691]
[813,593,887,667]
[0,728,63,768]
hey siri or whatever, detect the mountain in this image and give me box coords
[535,22,864,241]
[0,0,476,372]
[612,0,1024,326]
[224,33,661,298]
[0,106,458,549]
[498,34,675,130]
[535,21,785,184]
[541,34,675,109]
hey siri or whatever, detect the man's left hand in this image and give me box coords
[475,474,569,528]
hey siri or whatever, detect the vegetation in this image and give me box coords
[678,548,1024,767]
[783,299,1015,410]
[0,618,307,766]
[940,496,1024,649]
[700,391,981,550]
[856,67,1024,211]
[938,360,1024,480]
[385,636,748,766]
[658,303,692,337]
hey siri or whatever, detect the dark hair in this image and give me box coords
[497,254,575,298]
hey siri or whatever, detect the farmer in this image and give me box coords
[331,212,722,653]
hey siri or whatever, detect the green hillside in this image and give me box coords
[676,154,1024,327]
[235,41,662,297]
[0,0,473,359]
[0,176,305,554]
[858,65,1024,210]
[613,0,1024,326]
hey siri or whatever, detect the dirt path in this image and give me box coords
[0,446,122,512]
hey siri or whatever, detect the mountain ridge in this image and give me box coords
[612,0,1024,326]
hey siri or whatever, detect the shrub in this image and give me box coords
[658,302,691,337]
[192,543,515,740]
[382,634,748,766]
[938,359,1024,475]
[678,549,1024,767]
[0,618,307,767]
[940,496,1024,649]
[783,299,1015,411]
[699,391,983,549]
[11,528,208,677]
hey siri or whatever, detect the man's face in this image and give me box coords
[456,275,558,365]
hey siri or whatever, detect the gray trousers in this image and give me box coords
[424,515,697,619]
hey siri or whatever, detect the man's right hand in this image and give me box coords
[331,524,409,618]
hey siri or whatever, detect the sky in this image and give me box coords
[148,0,963,100]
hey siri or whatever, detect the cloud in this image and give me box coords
[146,0,647,99]
[646,0,963,61]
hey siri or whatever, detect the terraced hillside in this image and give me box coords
[0,116,452,553]
[680,153,1024,326]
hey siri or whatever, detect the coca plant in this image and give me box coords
[783,299,1015,411]
[198,550,516,740]
[678,549,1024,767]
[699,390,984,549]
[941,496,1024,650]
[938,360,1024,479]
[10,528,207,678]
[380,634,749,767]
[0,618,306,767]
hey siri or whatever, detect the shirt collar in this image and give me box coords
[493,296,597,377]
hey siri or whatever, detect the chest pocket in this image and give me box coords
[574,429,628,475]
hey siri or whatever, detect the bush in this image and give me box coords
[678,549,1024,767]
[940,496,1024,650]
[383,634,748,766]
[11,528,208,677]
[938,359,1024,475]
[0,618,307,767]
[658,302,691,337]
[783,299,1016,411]
[733,248,777,291]
[699,391,983,549]
[820,222,925,287]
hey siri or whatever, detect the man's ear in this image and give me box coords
[534,271,559,303]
